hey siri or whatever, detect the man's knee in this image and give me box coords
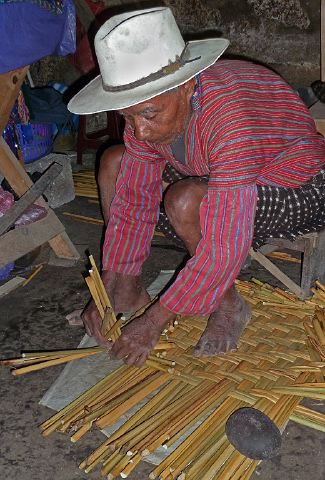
[164,178,207,225]
[98,144,125,185]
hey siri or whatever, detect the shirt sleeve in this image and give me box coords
[102,124,166,274]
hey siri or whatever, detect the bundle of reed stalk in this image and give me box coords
[0,347,105,376]
[84,255,121,342]
[73,170,99,199]
[1,255,174,376]
[3,278,325,479]
[0,342,176,377]
[265,251,301,263]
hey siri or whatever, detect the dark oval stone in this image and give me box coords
[225,407,282,460]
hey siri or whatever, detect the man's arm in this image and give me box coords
[83,125,166,345]
[102,124,166,274]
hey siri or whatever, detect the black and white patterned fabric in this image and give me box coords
[158,164,325,249]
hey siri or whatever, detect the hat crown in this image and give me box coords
[95,8,185,88]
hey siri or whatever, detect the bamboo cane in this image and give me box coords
[22,264,44,286]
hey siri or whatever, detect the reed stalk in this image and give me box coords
[120,453,142,478]
[11,351,100,376]
[96,372,170,429]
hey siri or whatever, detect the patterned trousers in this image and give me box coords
[157,164,325,249]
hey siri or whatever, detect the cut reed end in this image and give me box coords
[78,461,87,470]
[84,466,93,474]
[126,450,134,456]
[141,448,150,457]
[149,474,156,480]
[120,474,128,479]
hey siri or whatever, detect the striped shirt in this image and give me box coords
[102,60,325,316]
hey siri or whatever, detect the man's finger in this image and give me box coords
[111,340,132,360]
[66,309,83,326]
[133,352,148,367]
[123,350,140,365]
[83,321,92,337]
[91,322,111,347]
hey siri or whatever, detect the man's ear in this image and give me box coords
[180,78,196,101]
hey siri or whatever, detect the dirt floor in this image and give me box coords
[0,161,324,480]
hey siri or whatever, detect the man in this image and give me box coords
[69,7,325,366]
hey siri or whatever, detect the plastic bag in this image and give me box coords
[55,0,76,57]
[0,187,14,217]
[0,2,76,73]
[14,204,47,227]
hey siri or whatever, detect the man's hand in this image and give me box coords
[82,299,111,346]
[81,270,151,347]
[81,270,116,346]
[111,301,176,367]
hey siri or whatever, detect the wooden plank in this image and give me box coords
[263,235,312,252]
[0,276,25,298]
[249,247,305,298]
[0,138,79,261]
[0,163,62,235]
[314,118,325,136]
[0,210,65,267]
[0,137,33,196]
[48,231,80,261]
[0,67,29,133]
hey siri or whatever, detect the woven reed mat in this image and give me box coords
[40,278,325,480]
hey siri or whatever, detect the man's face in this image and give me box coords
[119,79,195,145]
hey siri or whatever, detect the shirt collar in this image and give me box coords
[191,75,201,112]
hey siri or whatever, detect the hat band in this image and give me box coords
[103,44,201,92]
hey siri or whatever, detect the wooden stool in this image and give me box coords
[250,230,325,299]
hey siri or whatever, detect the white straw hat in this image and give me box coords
[68,7,229,114]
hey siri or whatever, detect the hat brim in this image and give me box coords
[68,38,229,114]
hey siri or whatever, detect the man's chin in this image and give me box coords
[150,135,181,146]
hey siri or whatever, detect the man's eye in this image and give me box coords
[143,114,156,120]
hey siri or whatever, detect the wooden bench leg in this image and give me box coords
[300,229,325,296]
[249,247,305,298]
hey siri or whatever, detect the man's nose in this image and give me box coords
[133,118,150,141]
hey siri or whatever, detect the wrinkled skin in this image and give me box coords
[193,286,251,357]
[82,79,251,365]
[119,80,195,145]
[111,300,176,367]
